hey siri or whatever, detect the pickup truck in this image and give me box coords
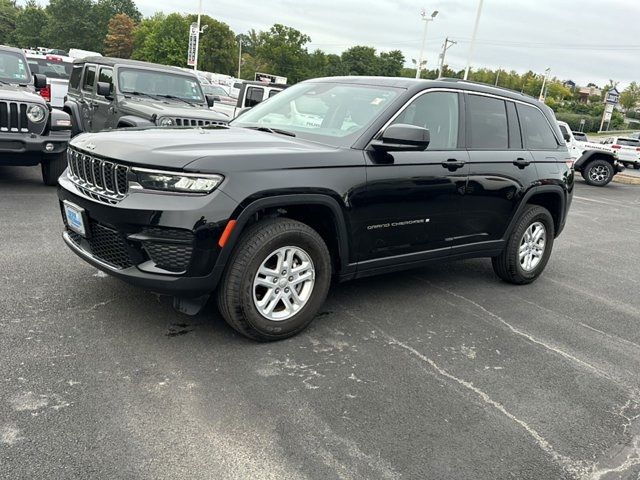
[25,53,73,108]
[211,80,286,119]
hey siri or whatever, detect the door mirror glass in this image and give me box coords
[96,81,111,98]
[372,124,430,151]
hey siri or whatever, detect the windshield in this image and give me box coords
[232,81,401,147]
[203,85,228,96]
[0,51,31,84]
[27,57,72,79]
[117,68,205,104]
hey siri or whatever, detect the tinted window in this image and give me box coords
[392,91,459,149]
[517,104,558,150]
[573,132,587,141]
[245,87,264,107]
[268,89,280,98]
[82,65,96,91]
[26,57,72,79]
[558,124,568,136]
[98,67,113,95]
[617,138,640,147]
[117,68,205,103]
[467,95,508,149]
[69,65,82,89]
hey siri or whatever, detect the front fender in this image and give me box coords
[574,149,617,171]
[117,115,155,128]
[63,100,83,135]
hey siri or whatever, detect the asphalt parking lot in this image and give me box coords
[1,166,640,480]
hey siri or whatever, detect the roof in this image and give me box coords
[0,45,25,54]
[74,56,193,76]
[305,76,540,104]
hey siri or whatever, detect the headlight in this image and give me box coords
[133,168,223,194]
[27,104,46,123]
[158,117,175,127]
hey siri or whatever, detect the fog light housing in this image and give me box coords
[45,143,54,152]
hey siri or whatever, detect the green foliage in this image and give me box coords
[12,1,49,48]
[188,15,236,76]
[104,13,135,58]
[132,12,188,67]
[0,0,19,45]
[93,0,141,49]
[554,113,601,133]
[341,46,378,76]
[45,0,97,51]
[620,82,640,111]
[378,50,404,77]
[256,24,311,83]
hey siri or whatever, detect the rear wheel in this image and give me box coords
[582,159,614,186]
[41,151,67,186]
[492,205,555,285]
[216,218,332,341]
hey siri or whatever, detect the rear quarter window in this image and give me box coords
[516,104,558,150]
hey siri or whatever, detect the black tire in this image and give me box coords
[581,159,614,186]
[634,163,640,170]
[41,152,67,186]
[492,205,555,285]
[216,218,332,341]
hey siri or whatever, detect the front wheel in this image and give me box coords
[492,205,555,285]
[216,218,332,341]
[41,151,67,186]
[582,159,614,186]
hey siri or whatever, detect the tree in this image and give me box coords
[94,0,141,51]
[236,29,261,57]
[132,13,188,67]
[620,82,640,111]
[257,24,311,83]
[104,13,135,58]
[12,0,48,48]
[378,50,404,77]
[45,0,97,51]
[341,46,378,76]
[0,0,19,45]
[188,15,236,75]
[306,49,327,78]
[324,54,346,76]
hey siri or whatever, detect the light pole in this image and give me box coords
[415,9,438,79]
[237,39,242,79]
[539,67,551,102]
[464,0,484,80]
[193,0,208,72]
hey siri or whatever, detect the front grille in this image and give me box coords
[67,148,129,203]
[173,118,227,127]
[0,101,29,132]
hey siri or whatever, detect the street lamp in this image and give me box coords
[539,67,551,102]
[463,0,484,80]
[415,9,438,80]
[192,0,208,72]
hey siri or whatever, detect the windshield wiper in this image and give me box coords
[245,126,296,137]
[122,90,164,101]
[158,94,197,107]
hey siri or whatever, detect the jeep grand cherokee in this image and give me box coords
[58,77,574,341]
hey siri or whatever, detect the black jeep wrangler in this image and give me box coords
[0,45,72,185]
[64,57,228,135]
[58,77,574,341]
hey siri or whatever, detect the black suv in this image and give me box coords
[57,77,574,341]
[0,45,72,185]
[64,57,228,135]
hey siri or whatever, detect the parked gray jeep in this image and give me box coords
[64,57,229,135]
[0,45,72,185]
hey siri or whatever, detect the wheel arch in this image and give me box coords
[504,186,567,239]
[217,194,353,277]
[116,115,154,129]
[574,149,616,172]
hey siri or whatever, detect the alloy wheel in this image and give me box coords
[589,165,609,183]
[519,221,546,272]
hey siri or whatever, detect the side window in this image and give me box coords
[82,65,96,92]
[516,103,559,150]
[98,67,113,94]
[391,91,459,149]
[467,94,508,149]
[558,124,568,137]
[268,89,280,98]
[245,87,264,107]
[69,65,82,90]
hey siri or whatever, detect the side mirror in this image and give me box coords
[562,133,571,142]
[206,95,215,107]
[371,124,431,152]
[96,81,112,98]
[33,74,47,89]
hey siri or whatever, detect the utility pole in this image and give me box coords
[237,39,242,79]
[495,68,500,86]
[415,9,439,79]
[437,37,456,78]
[464,0,484,80]
[539,67,551,102]
[193,0,202,72]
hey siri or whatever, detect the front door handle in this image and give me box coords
[513,157,532,169]
[441,158,466,171]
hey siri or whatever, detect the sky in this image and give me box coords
[29,0,640,88]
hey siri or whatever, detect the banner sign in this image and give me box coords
[187,23,198,67]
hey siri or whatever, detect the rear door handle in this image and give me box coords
[441,158,466,171]
[513,157,531,169]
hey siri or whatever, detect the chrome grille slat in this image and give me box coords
[66,148,129,203]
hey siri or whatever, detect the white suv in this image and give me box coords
[599,137,640,169]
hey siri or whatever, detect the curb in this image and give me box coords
[613,174,640,185]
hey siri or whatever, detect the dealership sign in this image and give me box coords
[187,23,198,67]
[605,87,620,105]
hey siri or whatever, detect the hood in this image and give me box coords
[119,97,228,121]
[0,83,43,103]
[70,126,340,170]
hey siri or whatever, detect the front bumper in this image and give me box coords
[0,130,70,163]
[58,173,238,297]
